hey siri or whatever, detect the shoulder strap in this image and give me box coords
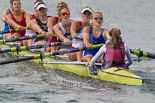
[90,26,93,34]
[22,12,25,18]
[79,21,82,28]
[32,14,36,19]
[21,12,25,22]
[55,17,58,24]
[10,13,16,22]
[9,9,11,14]
[89,26,93,44]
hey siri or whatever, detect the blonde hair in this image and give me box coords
[57,1,68,8]
[92,11,103,18]
[109,28,123,48]
[81,6,92,11]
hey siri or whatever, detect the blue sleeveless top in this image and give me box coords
[1,9,11,40]
[89,26,105,51]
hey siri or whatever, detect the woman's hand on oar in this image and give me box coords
[0,43,104,65]
[0,27,27,34]
[130,49,155,59]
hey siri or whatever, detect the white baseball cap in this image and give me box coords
[81,8,92,14]
[36,3,47,10]
[34,2,40,9]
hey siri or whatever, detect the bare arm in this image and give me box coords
[47,17,56,32]
[30,19,42,34]
[54,24,65,41]
[25,13,33,25]
[103,29,110,41]
[1,9,9,22]
[70,21,79,37]
[83,26,92,49]
[6,14,23,29]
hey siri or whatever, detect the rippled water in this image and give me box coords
[0,0,155,103]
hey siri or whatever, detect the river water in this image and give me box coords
[0,0,155,103]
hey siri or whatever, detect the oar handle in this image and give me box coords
[72,36,83,40]
[0,27,27,34]
[0,34,44,44]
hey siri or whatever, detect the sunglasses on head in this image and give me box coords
[93,17,103,20]
[61,12,70,16]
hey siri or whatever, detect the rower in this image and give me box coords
[0,0,13,40]
[29,2,53,46]
[69,6,92,61]
[24,0,44,46]
[5,0,32,43]
[82,11,110,62]
[53,6,73,52]
[90,28,133,68]
[47,1,68,52]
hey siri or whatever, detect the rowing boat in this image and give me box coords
[0,44,143,86]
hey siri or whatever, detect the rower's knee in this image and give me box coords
[83,55,93,62]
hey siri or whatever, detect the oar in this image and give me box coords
[0,34,56,44]
[39,61,102,66]
[0,41,72,53]
[0,27,27,34]
[130,49,155,59]
[0,34,43,44]
[0,43,104,65]
[72,36,83,40]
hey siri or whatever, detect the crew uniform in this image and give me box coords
[32,17,49,45]
[81,26,105,61]
[9,12,26,37]
[57,23,72,50]
[68,21,84,60]
[71,21,84,48]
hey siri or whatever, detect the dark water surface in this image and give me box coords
[0,0,155,103]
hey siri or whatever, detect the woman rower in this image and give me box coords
[29,2,53,46]
[24,0,44,46]
[69,6,92,61]
[5,0,31,39]
[32,0,43,19]
[1,0,13,40]
[90,28,133,68]
[47,1,68,52]
[53,6,73,51]
[82,11,110,62]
